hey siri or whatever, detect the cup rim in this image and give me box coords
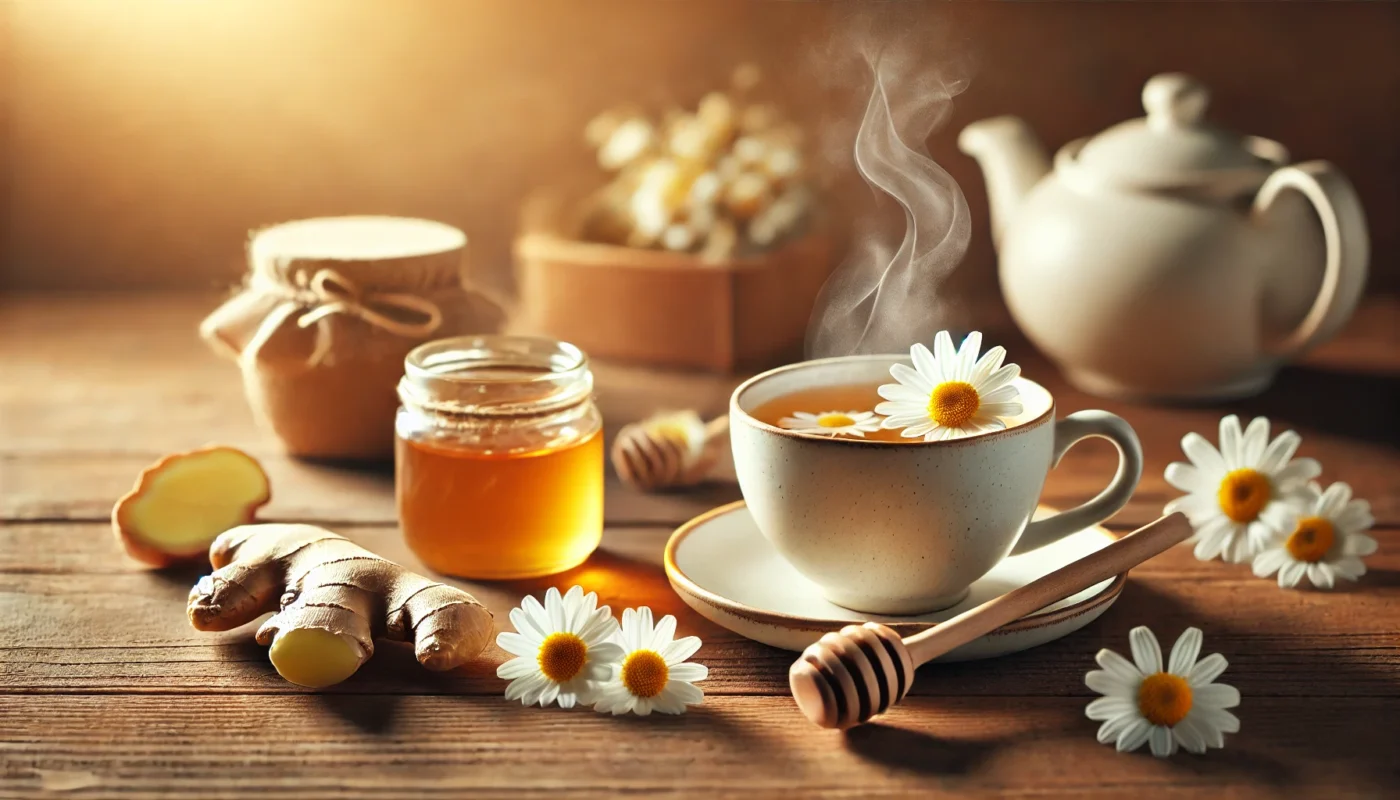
[730,353,1056,447]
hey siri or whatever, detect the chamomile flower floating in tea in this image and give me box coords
[874,331,1023,442]
[1085,626,1240,758]
[1164,415,1319,564]
[777,410,882,438]
[1252,480,1378,589]
[497,586,624,708]
[592,607,708,716]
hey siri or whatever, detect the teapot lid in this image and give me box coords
[1064,73,1288,193]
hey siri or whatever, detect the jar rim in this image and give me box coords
[405,334,588,382]
[400,335,593,419]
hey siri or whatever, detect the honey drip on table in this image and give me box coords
[396,430,604,580]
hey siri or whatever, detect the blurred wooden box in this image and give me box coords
[513,198,835,373]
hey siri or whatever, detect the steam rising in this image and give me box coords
[806,44,971,358]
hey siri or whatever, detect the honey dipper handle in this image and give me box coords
[903,513,1193,666]
[703,414,730,441]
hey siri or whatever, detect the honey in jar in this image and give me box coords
[395,336,603,579]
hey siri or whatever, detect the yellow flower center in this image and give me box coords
[928,381,980,427]
[816,413,855,428]
[536,632,587,683]
[1137,672,1194,727]
[1286,516,1336,563]
[620,649,669,698]
[1216,468,1271,523]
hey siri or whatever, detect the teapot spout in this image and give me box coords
[958,117,1051,251]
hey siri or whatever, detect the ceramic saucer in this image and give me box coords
[664,500,1124,660]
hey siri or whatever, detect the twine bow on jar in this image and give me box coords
[242,267,445,368]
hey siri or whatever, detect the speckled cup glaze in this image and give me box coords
[731,355,1142,615]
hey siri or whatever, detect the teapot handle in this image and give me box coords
[1252,161,1369,359]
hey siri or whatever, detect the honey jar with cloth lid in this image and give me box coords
[201,216,505,459]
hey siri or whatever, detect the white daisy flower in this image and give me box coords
[777,410,882,438]
[592,607,708,716]
[1086,626,1240,758]
[1164,415,1319,564]
[874,331,1023,442]
[496,586,624,708]
[1252,480,1378,590]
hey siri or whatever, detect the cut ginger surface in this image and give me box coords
[112,446,270,566]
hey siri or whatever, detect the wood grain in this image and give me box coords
[3,695,1395,799]
[2,292,1398,797]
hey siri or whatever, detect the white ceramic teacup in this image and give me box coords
[730,355,1143,615]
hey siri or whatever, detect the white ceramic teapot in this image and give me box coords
[960,73,1369,401]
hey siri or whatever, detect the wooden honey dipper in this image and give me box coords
[789,512,1193,729]
[612,411,729,492]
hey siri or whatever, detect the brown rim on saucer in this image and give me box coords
[663,499,1127,637]
[728,354,1056,448]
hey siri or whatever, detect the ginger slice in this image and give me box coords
[188,523,494,687]
[112,446,271,567]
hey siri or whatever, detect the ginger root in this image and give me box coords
[188,523,494,687]
[113,446,271,567]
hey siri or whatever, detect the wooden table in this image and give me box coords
[2,293,1397,798]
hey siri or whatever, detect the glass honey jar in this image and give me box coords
[395,335,603,579]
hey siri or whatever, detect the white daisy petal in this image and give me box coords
[1257,430,1301,473]
[1307,563,1335,589]
[1193,682,1240,709]
[1279,560,1307,588]
[496,656,538,680]
[889,362,933,393]
[1085,670,1135,697]
[929,334,955,379]
[1129,627,1163,675]
[1164,462,1210,494]
[509,607,548,643]
[979,401,1023,418]
[668,662,709,682]
[1086,696,1137,720]
[1117,719,1153,753]
[1332,556,1367,581]
[1168,628,1203,676]
[1193,523,1234,562]
[1188,653,1229,687]
[977,363,1021,395]
[1252,547,1290,578]
[1095,649,1144,684]
[1223,533,1256,565]
[957,331,982,379]
[877,384,928,404]
[1181,432,1227,475]
[916,340,944,381]
[969,345,1006,383]
[1241,416,1270,466]
[1172,716,1209,754]
[1344,534,1378,557]
[1218,415,1244,469]
[1194,706,1240,734]
[1097,714,1136,745]
[496,631,538,658]
[1318,482,1353,517]
[978,384,1021,404]
[1274,457,1322,489]
[648,615,678,651]
[663,636,703,664]
[1336,504,1375,535]
[1149,725,1175,758]
[904,422,936,438]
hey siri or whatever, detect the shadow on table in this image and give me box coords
[844,722,1006,777]
[1222,365,1400,447]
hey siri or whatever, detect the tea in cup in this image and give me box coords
[730,354,1142,615]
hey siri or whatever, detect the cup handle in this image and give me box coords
[1008,411,1143,556]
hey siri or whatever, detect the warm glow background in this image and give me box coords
[2,0,1397,303]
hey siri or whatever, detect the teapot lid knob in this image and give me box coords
[1143,73,1209,130]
